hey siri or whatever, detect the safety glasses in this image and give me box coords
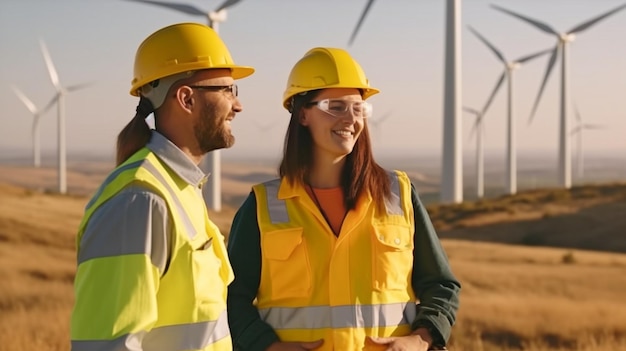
[188,84,238,97]
[307,98,373,119]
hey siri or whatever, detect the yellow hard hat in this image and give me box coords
[282,47,379,111]
[130,22,254,96]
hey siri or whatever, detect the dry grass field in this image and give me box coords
[1,162,625,351]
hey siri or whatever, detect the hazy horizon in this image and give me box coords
[2,0,625,161]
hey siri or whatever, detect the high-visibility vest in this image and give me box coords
[253,170,416,351]
[71,148,234,351]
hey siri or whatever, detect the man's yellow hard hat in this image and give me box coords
[130,22,254,96]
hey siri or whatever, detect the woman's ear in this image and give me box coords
[299,109,309,126]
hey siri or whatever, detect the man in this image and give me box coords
[70,22,254,351]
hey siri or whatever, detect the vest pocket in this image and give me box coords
[262,228,311,299]
[371,224,413,291]
[191,241,225,304]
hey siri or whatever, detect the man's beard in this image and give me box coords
[195,104,235,154]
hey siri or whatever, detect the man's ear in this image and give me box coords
[175,86,194,113]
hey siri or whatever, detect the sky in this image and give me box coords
[1,0,625,165]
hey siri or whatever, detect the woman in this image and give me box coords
[227,47,460,351]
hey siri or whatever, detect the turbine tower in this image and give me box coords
[125,0,244,212]
[468,26,550,195]
[349,0,464,203]
[491,3,626,189]
[40,40,92,194]
[12,86,55,168]
[463,107,486,199]
[571,104,604,182]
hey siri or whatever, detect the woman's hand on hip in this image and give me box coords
[367,335,430,351]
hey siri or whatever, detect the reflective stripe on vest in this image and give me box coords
[85,158,197,240]
[258,302,416,329]
[385,170,403,215]
[85,160,144,210]
[71,310,230,351]
[264,171,403,224]
[264,179,289,224]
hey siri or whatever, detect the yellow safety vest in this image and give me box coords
[253,170,416,351]
[71,148,234,351]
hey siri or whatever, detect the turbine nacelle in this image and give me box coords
[209,9,227,24]
[507,62,521,71]
[560,33,576,43]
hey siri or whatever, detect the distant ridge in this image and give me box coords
[429,182,626,254]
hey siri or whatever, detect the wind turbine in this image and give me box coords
[491,3,626,190]
[253,120,276,134]
[463,107,486,199]
[349,0,463,204]
[571,104,605,182]
[125,0,244,212]
[368,111,392,141]
[40,39,92,194]
[124,0,242,31]
[12,86,55,168]
[468,26,551,195]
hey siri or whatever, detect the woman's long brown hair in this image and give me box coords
[279,90,391,212]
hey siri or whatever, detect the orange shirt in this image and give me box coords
[305,187,347,236]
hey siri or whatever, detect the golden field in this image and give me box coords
[1,162,626,351]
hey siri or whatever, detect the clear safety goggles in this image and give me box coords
[307,99,373,119]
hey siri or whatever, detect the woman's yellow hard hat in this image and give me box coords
[283,47,379,111]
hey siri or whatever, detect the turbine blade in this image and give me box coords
[528,46,558,125]
[12,86,38,114]
[582,124,606,130]
[348,0,376,46]
[463,106,480,115]
[42,95,59,115]
[40,39,61,89]
[463,107,480,142]
[124,0,206,16]
[570,126,581,135]
[215,0,242,12]
[468,114,482,142]
[480,71,506,117]
[66,82,93,92]
[467,26,507,64]
[515,48,552,64]
[567,3,626,34]
[377,111,392,123]
[573,102,582,122]
[490,4,559,36]
[253,120,274,132]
